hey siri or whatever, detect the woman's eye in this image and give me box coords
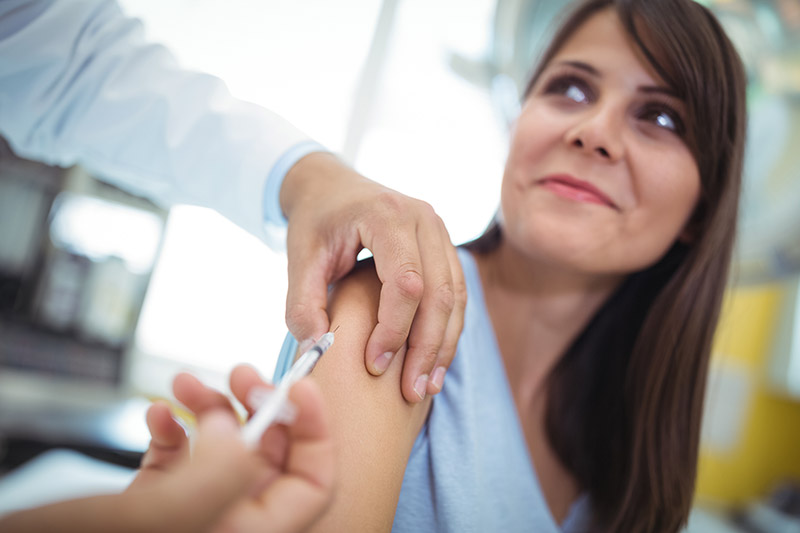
[544,76,592,104]
[564,84,588,104]
[655,113,674,129]
[653,111,676,130]
[642,106,685,135]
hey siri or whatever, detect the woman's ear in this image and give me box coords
[678,202,705,244]
[677,226,694,244]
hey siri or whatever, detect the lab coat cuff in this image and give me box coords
[262,140,328,247]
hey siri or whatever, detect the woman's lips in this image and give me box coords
[537,174,618,209]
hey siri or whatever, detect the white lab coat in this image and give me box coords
[0,0,321,245]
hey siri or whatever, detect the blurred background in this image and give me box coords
[1,0,799,530]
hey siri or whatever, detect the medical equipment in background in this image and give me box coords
[0,137,167,466]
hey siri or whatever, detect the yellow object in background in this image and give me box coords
[696,281,800,505]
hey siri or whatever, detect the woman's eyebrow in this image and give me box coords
[553,60,600,76]
[638,85,682,100]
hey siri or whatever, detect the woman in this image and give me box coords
[259,0,746,531]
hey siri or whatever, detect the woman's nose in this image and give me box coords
[564,106,624,161]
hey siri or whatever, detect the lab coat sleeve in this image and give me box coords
[0,0,323,247]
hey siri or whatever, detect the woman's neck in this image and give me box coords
[472,239,624,523]
[473,239,622,397]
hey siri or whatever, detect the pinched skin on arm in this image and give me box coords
[304,260,432,532]
[282,152,467,402]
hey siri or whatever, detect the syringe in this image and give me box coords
[241,332,335,448]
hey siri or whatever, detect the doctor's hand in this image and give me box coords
[281,152,466,403]
[130,369,334,533]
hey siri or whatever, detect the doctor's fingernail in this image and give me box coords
[430,367,446,391]
[373,351,394,374]
[413,374,429,400]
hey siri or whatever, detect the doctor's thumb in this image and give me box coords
[285,278,331,349]
[147,411,260,533]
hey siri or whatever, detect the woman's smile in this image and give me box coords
[536,173,619,210]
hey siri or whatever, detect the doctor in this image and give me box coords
[0,0,465,530]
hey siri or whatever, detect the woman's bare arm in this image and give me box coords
[303,261,432,532]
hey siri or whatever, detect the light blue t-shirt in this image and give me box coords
[274,248,591,532]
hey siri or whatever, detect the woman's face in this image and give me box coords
[500,8,700,276]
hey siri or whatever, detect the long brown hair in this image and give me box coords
[468,0,747,531]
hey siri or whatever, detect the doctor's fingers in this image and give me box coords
[359,200,431,377]
[229,365,330,475]
[172,372,238,419]
[426,238,466,396]
[359,196,435,374]
[275,378,332,500]
[128,402,190,492]
[284,230,333,348]
[169,410,266,532]
[229,363,273,417]
[140,401,188,467]
[364,206,464,402]
[220,378,334,533]
[398,223,465,401]
[230,366,332,467]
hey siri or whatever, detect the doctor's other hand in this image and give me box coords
[130,371,334,533]
[281,152,467,403]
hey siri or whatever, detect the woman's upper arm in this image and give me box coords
[305,262,431,532]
